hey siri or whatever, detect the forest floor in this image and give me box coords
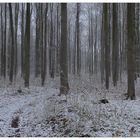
[0,75,140,137]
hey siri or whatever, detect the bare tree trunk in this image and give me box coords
[35,4,40,77]
[60,3,69,95]
[135,4,139,80]
[76,3,81,76]
[49,4,55,78]
[14,3,19,77]
[3,4,7,78]
[1,5,4,77]
[24,3,30,87]
[103,3,110,89]
[88,6,93,75]
[112,3,119,86]
[9,3,14,83]
[56,4,60,75]
[21,3,24,77]
[40,4,43,86]
[127,3,136,100]
[73,24,76,75]
[94,15,98,75]
[68,20,71,74]
[7,25,11,77]
[42,4,48,86]
[101,7,105,84]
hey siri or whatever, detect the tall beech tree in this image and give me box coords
[24,3,30,87]
[127,3,136,100]
[9,3,14,83]
[60,3,69,95]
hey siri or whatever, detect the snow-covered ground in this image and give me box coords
[0,75,140,137]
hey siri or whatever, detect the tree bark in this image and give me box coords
[127,3,136,100]
[112,3,119,86]
[9,3,14,83]
[41,4,48,86]
[14,4,19,77]
[76,3,81,76]
[21,3,25,77]
[60,3,69,95]
[24,3,30,87]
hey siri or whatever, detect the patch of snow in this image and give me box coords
[0,76,140,137]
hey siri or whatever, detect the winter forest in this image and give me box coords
[0,3,140,137]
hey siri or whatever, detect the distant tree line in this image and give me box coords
[0,3,139,99]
